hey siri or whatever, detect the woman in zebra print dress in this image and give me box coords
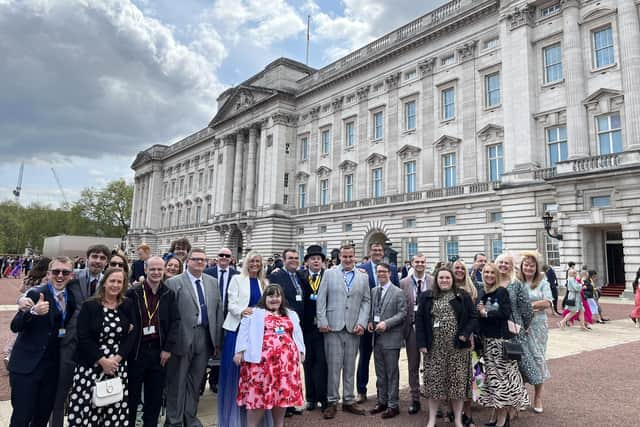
[477,263,529,427]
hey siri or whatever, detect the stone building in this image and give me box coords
[128,0,640,292]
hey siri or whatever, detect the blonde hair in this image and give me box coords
[482,262,500,294]
[453,259,477,300]
[241,250,269,289]
[517,250,543,288]
[495,253,516,285]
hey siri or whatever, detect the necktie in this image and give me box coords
[220,270,229,316]
[195,279,209,327]
[312,273,318,281]
[89,278,98,296]
[376,286,383,314]
[219,270,226,298]
[56,292,66,313]
[290,272,302,295]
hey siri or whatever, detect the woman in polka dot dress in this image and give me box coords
[68,267,136,426]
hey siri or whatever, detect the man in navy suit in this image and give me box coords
[202,247,238,392]
[355,242,399,403]
[9,256,76,427]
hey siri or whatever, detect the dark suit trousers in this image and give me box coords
[10,359,59,427]
[128,341,165,427]
[356,330,374,394]
[50,343,76,427]
[550,285,559,312]
[373,343,400,408]
[302,329,327,405]
[405,324,421,401]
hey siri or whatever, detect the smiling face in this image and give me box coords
[412,255,426,274]
[482,264,498,286]
[521,256,538,281]
[146,257,165,286]
[187,251,207,276]
[453,261,466,282]
[265,292,282,311]
[87,251,108,275]
[369,244,384,263]
[247,256,263,276]
[284,250,300,272]
[339,246,356,270]
[104,270,125,301]
[48,260,74,290]
[164,258,181,278]
[436,269,453,291]
[109,255,126,269]
[217,248,232,269]
[376,264,390,285]
[497,256,513,275]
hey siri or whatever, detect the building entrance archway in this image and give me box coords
[228,228,244,261]
[362,230,397,265]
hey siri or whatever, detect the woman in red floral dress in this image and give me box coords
[234,284,305,427]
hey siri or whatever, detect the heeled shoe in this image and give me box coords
[496,414,511,427]
[533,407,544,414]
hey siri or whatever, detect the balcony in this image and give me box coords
[553,150,640,177]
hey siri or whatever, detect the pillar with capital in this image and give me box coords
[220,135,236,215]
[244,126,259,211]
[232,131,245,212]
[617,0,640,149]
[562,0,589,158]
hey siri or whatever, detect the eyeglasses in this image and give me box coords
[109,262,125,268]
[50,269,72,277]
[190,257,206,263]
[218,253,231,258]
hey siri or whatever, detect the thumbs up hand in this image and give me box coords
[31,293,50,316]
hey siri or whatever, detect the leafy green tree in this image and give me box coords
[75,179,133,239]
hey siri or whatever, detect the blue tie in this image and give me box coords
[195,279,209,327]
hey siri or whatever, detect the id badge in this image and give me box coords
[295,294,303,302]
[58,328,66,338]
[414,305,419,312]
[143,325,156,336]
[433,321,441,328]
[373,315,381,322]
[275,326,285,335]
[310,294,318,301]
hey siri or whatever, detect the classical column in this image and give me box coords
[419,58,436,188]
[563,0,589,158]
[231,131,245,212]
[244,127,259,210]
[221,135,235,215]
[617,0,640,149]
[131,177,139,230]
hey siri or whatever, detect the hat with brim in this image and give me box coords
[304,244,326,261]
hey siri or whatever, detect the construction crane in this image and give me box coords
[12,162,24,202]
[51,168,70,208]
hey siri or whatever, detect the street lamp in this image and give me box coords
[542,211,563,240]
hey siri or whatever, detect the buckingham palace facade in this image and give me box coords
[128,0,640,292]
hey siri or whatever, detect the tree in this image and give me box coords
[75,179,133,239]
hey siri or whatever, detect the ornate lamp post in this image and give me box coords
[542,211,563,240]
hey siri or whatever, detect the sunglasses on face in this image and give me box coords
[109,262,125,268]
[218,253,231,258]
[51,269,72,277]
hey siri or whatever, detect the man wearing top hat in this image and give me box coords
[298,245,328,411]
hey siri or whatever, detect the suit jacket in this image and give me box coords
[268,269,304,319]
[223,275,265,331]
[399,274,434,338]
[130,259,146,283]
[203,265,239,304]
[165,271,223,356]
[316,266,370,333]
[9,284,76,374]
[369,284,407,349]
[298,268,325,333]
[357,261,400,288]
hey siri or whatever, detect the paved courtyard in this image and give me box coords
[0,276,638,426]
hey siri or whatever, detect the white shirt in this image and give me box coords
[187,270,206,325]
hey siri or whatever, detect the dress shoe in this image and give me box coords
[408,400,421,414]
[381,407,399,419]
[533,407,544,414]
[306,402,318,411]
[369,403,388,415]
[484,421,497,427]
[356,393,367,404]
[323,403,337,419]
[342,403,366,415]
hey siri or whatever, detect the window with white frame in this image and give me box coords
[198,171,204,191]
[405,217,417,228]
[405,160,417,193]
[543,202,558,214]
[483,37,499,50]
[446,240,459,261]
[591,195,611,208]
[543,43,562,83]
[540,3,561,17]
[298,183,306,208]
[185,207,191,225]
[345,121,355,147]
[444,215,456,225]
[442,153,457,187]
[545,235,560,266]
[343,223,353,232]
[407,240,419,260]
[300,136,308,161]
[195,205,201,224]
[321,129,331,155]
[405,100,416,130]
[546,126,568,166]
[206,202,211,219]
[489,211,503,222]
[593,25,615,69]
[441,87,455,120]
[405,69,417,81]
[373,111,384,140]
[320,179,329,205]
[487,143,504,182]
[441,54,455,66]
[188,175,193,193]
[485,72,501,107]
[344,174,353,202]
[490,238,503,260]
[597,113,622,154]
[208,167,214,188]
[372,167,383,197]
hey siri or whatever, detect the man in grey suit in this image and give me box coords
[164,248,223,427]
[368,263,407,419]
[316,244,370,420]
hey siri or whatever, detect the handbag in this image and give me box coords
[565,296,576,307]
[92,374,124,407]
[502,341,524,361]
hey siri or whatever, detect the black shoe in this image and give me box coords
[437,408,444,418]
[447,411,454,422]
[306,402,318,411]
[485,421,497,427]
[285,407,302,417]
[408,400,421,415]
[462,414,475,426]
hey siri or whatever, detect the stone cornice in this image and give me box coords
[501,5,535,30]
[339,160,358,172]
[456,40,478,62]
[433,135,462,151]
[366,153,388,167]
[316,166,333,177]
[385,72,402,89]
[332,96,344,111]
[357,85,371,101]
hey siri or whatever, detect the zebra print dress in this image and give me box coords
[478,338,530,409]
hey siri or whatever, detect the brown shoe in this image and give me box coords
[369,403,388,415]
[342,403,366,415]
[356,393,367,404]
[323,403,337,419]
[381,407,400,419]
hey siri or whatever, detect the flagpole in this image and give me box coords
[306,14,310,65]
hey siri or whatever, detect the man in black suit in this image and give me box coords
[9,256,76,427]
[298,245,328,411]
[203,247,238,392]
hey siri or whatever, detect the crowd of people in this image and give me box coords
[2,237,626,427]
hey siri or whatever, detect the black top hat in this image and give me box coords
[304,245,326,261]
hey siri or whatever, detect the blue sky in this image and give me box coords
[0,0,445,207]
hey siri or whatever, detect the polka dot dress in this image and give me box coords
[67,307,129,426]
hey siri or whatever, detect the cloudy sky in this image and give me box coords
[0,0,445,207]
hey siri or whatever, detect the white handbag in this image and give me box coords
[92,374,124,407]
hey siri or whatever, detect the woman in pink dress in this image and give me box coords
[630,268,640,327]
[234,284,305,427]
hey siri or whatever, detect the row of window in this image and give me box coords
[159,203,211,229]
[162,167,215,200]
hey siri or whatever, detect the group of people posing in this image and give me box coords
[7,238,560,427]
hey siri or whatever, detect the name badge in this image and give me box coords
[275,326,285,335]
[373,315,381,322]
[58,328,66,338]
[433,321,441,328]
[414,305,419,312]
[310,294,318,301]
[143,325,156,336]
[295,295,303,302]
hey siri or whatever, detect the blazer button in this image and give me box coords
[346,306,349,310]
